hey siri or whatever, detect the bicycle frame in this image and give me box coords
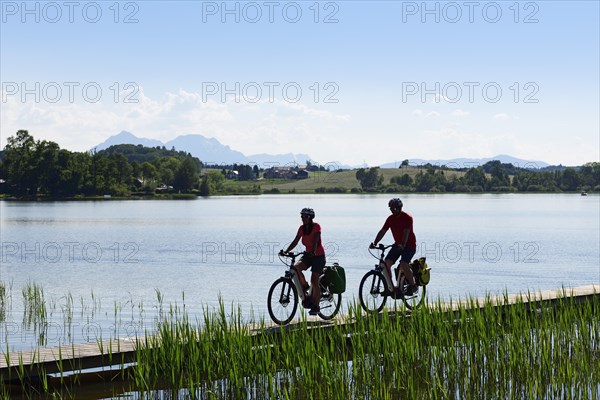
[267,250,342,325]
[359,243,426,313]
[371,245,395,292]
[280,252,308,300]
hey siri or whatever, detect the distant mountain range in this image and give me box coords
[381,156,550,169]
[94,131,315,167]
[93,131,551,169]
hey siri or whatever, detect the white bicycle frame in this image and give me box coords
[375,259,395,292]
[286,268,308,301]
[281,252,314,301]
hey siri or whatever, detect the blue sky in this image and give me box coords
[1,1,598,166]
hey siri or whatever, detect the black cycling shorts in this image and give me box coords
[300,254,326,274]
[385,245,416,264]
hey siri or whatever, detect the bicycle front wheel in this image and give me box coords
[398,273,426,310]
[358,270,388,313]
[318,278,342,320]
[267,277,299,325]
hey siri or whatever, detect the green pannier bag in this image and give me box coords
[323,263,346,294]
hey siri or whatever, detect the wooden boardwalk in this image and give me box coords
[1,337,138,381]
[1,284,598,384]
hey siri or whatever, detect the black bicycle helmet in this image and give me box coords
[300,207,315,218]
[388,198,403,208]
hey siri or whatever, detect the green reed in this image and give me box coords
[0,280,11,322]
[130,292,599,399]
[21,281,48,346]
[3,285,598,399]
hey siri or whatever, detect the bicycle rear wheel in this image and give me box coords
[398,273,426,310]
[267,277,299,325]
[358,270,388,313]
[318,278,342,320]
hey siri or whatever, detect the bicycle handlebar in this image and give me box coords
[368,243,392,259]
[278,250,307,265]
[369,243,392,250]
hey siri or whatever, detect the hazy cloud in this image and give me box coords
[452,109,470,117]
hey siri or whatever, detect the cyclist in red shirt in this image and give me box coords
[370,198,418,296]
[283,207,326,315]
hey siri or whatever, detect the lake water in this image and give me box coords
[1,194,598,351]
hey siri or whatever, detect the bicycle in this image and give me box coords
[267,250,342,325]
[358,244,427,313]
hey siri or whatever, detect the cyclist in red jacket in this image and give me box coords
[283,207,326,315]
[370,198,418,296]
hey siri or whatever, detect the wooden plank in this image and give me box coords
[0,338,138,381]
[431,284,599,312]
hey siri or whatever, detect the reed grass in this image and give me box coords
[3,286,598,399]
[0,280,11,322]
[129,293,599,399]
[21,281,48,346]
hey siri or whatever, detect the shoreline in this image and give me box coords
[1,190,597,201]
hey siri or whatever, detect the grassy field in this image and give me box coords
[259,167,468,193]
[260,170,360,192]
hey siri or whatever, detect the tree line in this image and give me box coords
[0,130,204,197]
[1,130,598,198]
[355,161,600,193]
[0,131,273,198]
